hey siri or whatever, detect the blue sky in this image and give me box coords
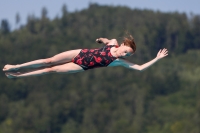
[0,0,200,30]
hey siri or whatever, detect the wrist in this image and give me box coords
[155,57,160,60]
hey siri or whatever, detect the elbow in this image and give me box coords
[139,69,145,72]
[129,66,144,71]
[111,39,117,41]
[129,65,144,71]
[137,68,143,72]
[137,66,144,72]
[111,39,117,43]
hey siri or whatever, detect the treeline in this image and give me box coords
[0,3,200,133]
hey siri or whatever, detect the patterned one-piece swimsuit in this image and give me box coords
[72,45,118,70]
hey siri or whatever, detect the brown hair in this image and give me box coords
[123,35,136,52]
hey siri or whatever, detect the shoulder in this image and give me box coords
[107,58,128,67]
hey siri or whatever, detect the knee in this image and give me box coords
[44,58,53,65]
[44,67,57,73]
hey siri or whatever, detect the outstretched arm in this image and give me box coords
[96,38,119,46]
[120,48,168,71]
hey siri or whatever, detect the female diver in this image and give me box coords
[3,35,168,78]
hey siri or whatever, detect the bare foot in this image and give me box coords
[3,64,19,72]
[5,72,20,79]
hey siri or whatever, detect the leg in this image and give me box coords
[3,49,81,71]
[5,62,84,78]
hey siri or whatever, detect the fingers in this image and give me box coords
[162,49,167,54]
[164,49,168,55]
[157,48,168,59]
[96,38,103,43]
[161,48,168,54]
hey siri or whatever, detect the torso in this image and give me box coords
[72,45,118,70]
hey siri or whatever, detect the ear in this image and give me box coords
[121,43,124,46]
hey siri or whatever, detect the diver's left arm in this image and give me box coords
[121,48,168,71]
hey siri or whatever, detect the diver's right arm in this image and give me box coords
[96,38,119,46]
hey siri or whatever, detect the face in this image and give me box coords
[118,43,134,57]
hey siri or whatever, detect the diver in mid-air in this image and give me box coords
[3,35,168,78]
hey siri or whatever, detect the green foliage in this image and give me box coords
[0,19,10,34]
[0,3,200,133]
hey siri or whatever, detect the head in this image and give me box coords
[118,35,136,57]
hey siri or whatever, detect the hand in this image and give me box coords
[96,38,103,43]
[156,48,168,59]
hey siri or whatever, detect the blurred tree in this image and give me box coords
[191,15,200,49]
[40,7,50,33]
[26,14,37,34]
[0,94,9,122]
[61,4,68,28]
[0,4,200,133]
[0,19,10,34]
[61,4,68,17]
[15,12,21,29]
[41,7,48,20]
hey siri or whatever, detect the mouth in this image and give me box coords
[120,54,124,57]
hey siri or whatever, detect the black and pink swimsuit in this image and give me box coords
[72,45,118,70]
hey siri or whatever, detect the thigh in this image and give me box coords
[53,62,84,73]
[51,49,81,64]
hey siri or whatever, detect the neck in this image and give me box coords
[113,47,120,57]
